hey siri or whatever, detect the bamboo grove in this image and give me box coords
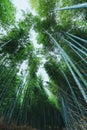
[0,0,87,130]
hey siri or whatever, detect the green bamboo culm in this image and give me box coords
[0,0,87,130]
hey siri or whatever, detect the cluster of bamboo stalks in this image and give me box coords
[0,117,37,130]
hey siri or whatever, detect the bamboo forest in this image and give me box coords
[0,0,87,130]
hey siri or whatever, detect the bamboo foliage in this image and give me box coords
[0,0,87,130]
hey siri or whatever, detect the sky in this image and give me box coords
[12,0,37,21]
[30,29,49,85]
[12,0,49,85]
